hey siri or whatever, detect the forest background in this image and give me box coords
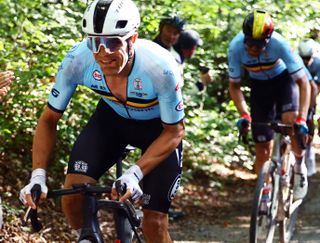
[0,0,320,227]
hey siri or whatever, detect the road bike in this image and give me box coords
[23,147,143,243]
[248,122,306,243]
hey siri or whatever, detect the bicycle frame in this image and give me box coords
[249,122,305,243]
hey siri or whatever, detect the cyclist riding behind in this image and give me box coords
[19,0,185,242]
[228,10,311,200]
[298,38,320,176]
[171,29,212,91]
[153,14,185,51]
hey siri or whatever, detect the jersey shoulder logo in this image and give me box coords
[175,100,184,111]
[51,88,60,98]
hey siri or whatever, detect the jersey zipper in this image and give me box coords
[258,55,271,80]
[104,77,132,119]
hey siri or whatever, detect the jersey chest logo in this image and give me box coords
[93,70,102,81]
[134,78,143,90]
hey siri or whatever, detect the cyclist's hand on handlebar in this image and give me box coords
[294,116,309,135]
[112,165,143,202]
[294,116,309,149]
[237,113,251,135]
[19,168,48,209]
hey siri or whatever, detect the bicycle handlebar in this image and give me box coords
[239,121,306,149]
[24,183,141,235]
[47,183,112,198]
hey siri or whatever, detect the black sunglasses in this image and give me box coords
[244,37,268,49]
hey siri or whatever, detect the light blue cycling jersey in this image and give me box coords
[48,39,184,124]
[306,54,320,84]
[228,31,304,82]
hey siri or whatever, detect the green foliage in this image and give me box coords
[1,0,320,180]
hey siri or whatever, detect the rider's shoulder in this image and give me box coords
[269,31,287,44]
[64,41,93,60]
[57,40,94,77]
[135,39,178,67]
[136,39,175,59]
[229,32,244,49]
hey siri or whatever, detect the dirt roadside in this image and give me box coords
[1,146,319,242]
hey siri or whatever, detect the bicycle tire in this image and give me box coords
[279,152,299,243]
[249,160,279,243]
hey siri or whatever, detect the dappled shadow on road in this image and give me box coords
[1,144,319,242]
[170,167,256,242]
[291,150,320,243]
[171,146,320,243]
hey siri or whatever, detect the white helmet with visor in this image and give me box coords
[298,39,316,58]
[82,0,140,53]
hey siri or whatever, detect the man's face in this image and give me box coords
[245,45,265,57]
[89,35,132,76]
[159,24,181,49]
[244,36,268,57]
[301,56,312,66]
[182,46,197,59]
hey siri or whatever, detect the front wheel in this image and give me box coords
[279,153,300,243]
[249,160,279,243]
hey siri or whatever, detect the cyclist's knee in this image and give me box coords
[142,209,170,242]
[255,142,272,159]
[282,111,297,125]
[61,174,96,229]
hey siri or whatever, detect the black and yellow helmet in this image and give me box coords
[243,10,274,40]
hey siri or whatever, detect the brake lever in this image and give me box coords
[22,184,43,232]
[115,180,127,197]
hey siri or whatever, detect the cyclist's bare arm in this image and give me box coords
[229,81,250,116]
[115,121,184,202]
[296,75,311,119]
[24,106,62,207]
[137,121,184,175]
[309,80,318,108]
[32,105,62,170]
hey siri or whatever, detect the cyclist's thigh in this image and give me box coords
[142,142,183,213]
[250,79,277,143]
[277,70,299,114]
[67,100,127,180]
[64,174,97,188]
[121,115,183,213]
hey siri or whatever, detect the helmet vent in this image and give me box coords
[82,19,87,28]
[116,20,128,29]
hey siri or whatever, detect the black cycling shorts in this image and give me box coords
[250,70,298,143]
[67,99,183,213]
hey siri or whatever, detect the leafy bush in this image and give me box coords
[1,0,320,180]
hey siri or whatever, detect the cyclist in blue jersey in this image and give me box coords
[228,10,310,200]
[19,0,184,242]
[298,39,320,176]
[154,14,185,51]
[171,29,212,91]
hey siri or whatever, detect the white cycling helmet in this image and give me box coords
[82,0,140,36]
[298,39,316,57]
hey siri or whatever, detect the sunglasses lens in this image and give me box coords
[87,36,124,53]
[245,37,267,49]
